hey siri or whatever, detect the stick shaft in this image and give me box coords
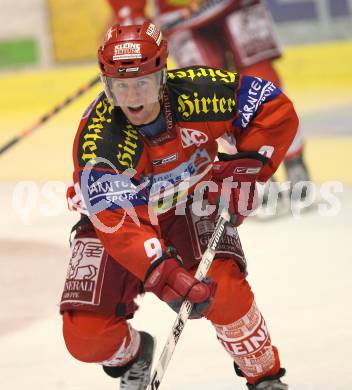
[0,75,100,156]
[148,209,230,390]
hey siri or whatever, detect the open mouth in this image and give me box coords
[128,106,144,113]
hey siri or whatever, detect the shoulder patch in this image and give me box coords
[233,76,282,130]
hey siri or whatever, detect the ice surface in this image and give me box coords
[1,183,351,390]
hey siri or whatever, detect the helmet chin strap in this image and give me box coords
[100,75,116,106]
[158,68,168,103]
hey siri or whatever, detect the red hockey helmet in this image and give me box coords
[98,21,168,78]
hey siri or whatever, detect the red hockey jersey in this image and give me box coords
[71,66,298,280]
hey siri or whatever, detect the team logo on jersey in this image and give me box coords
[180,127,208,148]
[258,145,274,158]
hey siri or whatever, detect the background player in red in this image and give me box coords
[107,0,311,215]
[61,21,297,389]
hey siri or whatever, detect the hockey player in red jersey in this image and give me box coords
[60,22,297,389]
[107,0,311,216]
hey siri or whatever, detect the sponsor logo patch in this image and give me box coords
[126,67,139,72]
[177,91,236,120]
[146,23,162,46]
[152,153,178,166]
[173,318,185,341]
[117,125,141,169]
[61,238,106,306]
[168,67,237,84]
[149,149,211,195]
[106,27,113,41]
[234,167,261,174]
[113,43,142,60]
[233,76,281,130]
[147,149,212,214]
[81,97,113,164]
[80,169,148,215]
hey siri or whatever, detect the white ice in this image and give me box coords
[1,183,351,390]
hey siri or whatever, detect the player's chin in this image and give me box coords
[125,106,147,125]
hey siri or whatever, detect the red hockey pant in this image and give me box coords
[62,259,281,384]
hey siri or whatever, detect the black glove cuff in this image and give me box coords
[217,151,269,165]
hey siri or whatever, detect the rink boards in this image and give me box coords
[0,40,351,183]
[0,40,352,390]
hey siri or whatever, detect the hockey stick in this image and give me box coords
[148,208,231,390]
[0,75,100,156]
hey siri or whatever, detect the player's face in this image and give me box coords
[111,74,161,125]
